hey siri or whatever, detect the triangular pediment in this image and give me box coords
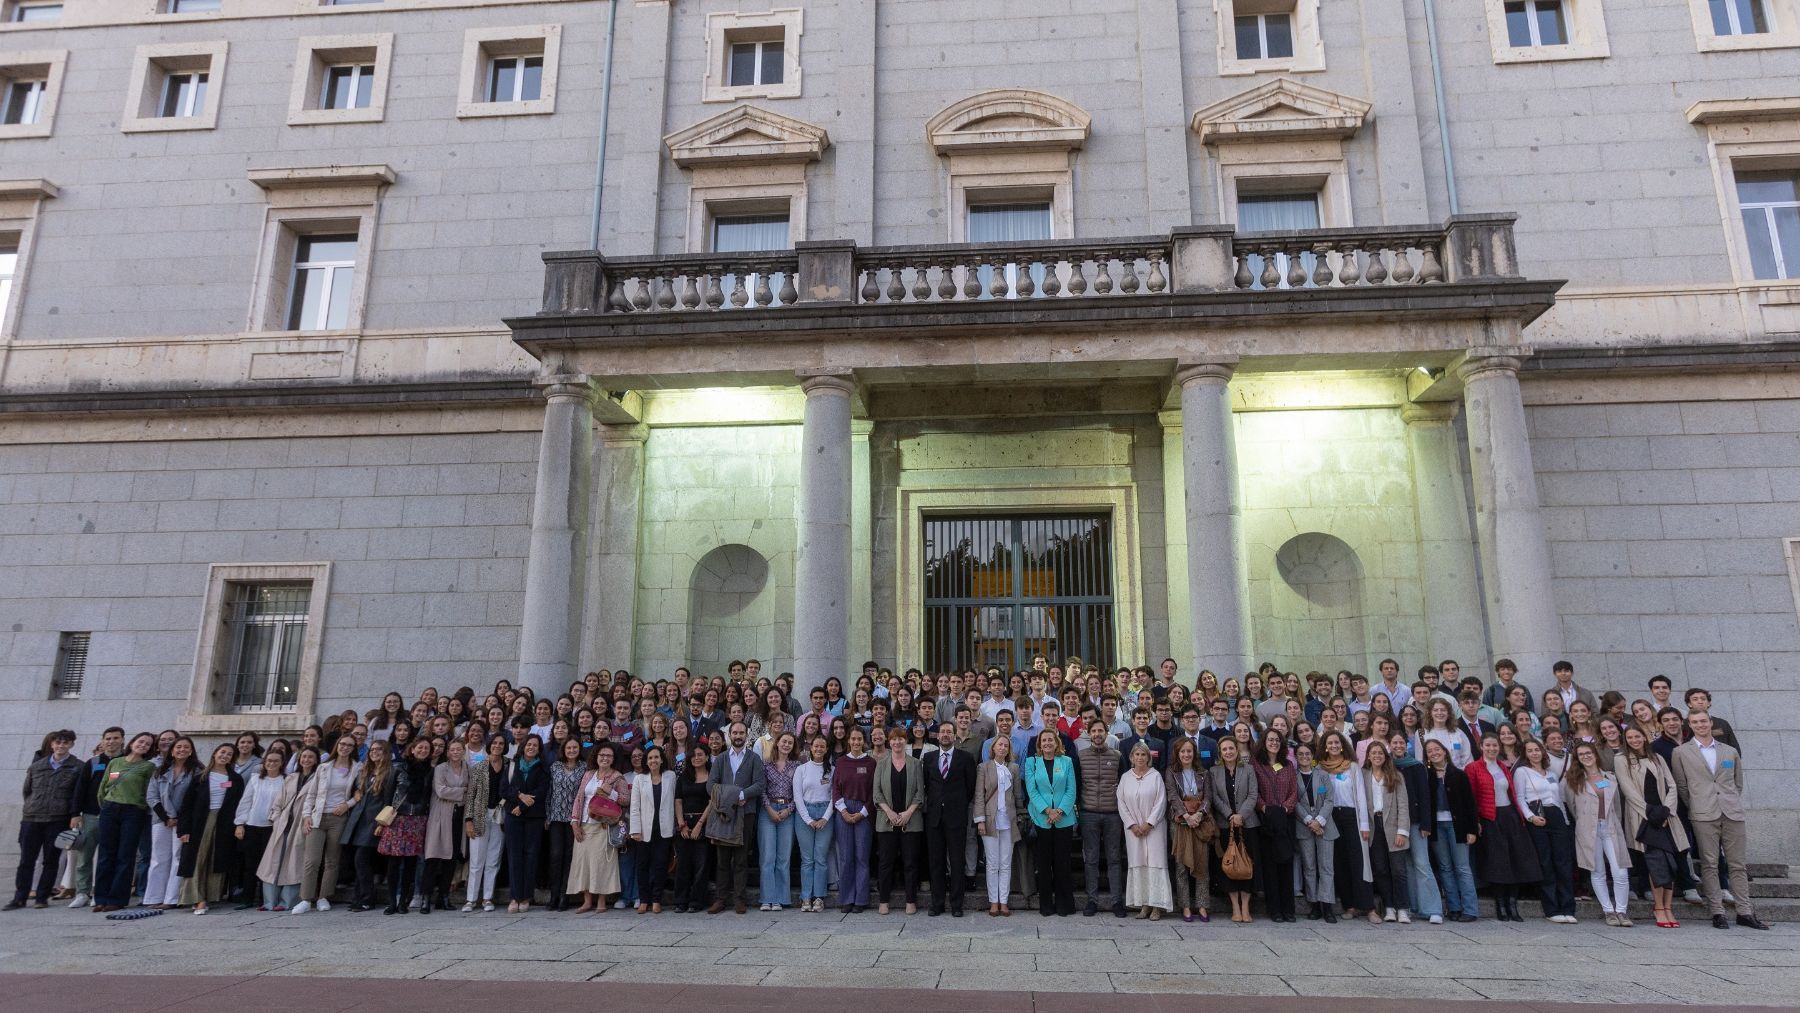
[1191,78,1372,144]
[664,105,830,168]
[926,89,1091,154]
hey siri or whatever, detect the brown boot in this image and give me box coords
[707,901,727,914]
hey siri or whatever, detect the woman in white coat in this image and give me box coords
[1116,741,1171,919]
[256,746,324,912]
[629,745,677,913]
[1563,741,1632,926]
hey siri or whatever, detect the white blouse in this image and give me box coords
[1513,766,1563,813]
[234,773,285,827]
[994,764,1014,833]
[794,760,834,817]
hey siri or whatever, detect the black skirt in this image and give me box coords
[1478,807,1541,885]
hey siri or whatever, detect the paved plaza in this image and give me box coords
[0,905,1795,1005]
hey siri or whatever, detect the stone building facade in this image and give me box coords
[0,0,1797,855]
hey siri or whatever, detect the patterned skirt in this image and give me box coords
[377,814,426,857]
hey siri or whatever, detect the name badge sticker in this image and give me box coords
[1596,780,1610,790]
[1721,759,1735,770]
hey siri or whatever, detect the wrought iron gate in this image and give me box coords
[921,513,1115,674]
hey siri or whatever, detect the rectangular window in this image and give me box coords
[2,78,44,125]
[727,40,784,87]
[1739,169,1800,280]
[1238,192,1322,289]
[157,70,208,118]
[486,55,542,103]
[1709,0,1771,33]
[321,63,374,110]
[168,0,220,11]
[51,631,88,699]
[712,212,791,252]
[286,233,357,330]
[0,240,15,325]
[9,1,61,21]
[224,583,310,711]
[1234,13,1296,59]
[1505,0,1569,44]
[967,202,1053,244]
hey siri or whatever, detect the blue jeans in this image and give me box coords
[795,810,834,900]
[1432,819,1480,918]
[836,813,872,906]
[758,809,795,905]
[1408,822,1443,917]
[94,803,149,908]
[619,841,638,905]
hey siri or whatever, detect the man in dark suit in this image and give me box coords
[708,721,766,914]
[1455,692,1494,750]
[923,721,977,917]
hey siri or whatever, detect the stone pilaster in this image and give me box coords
[1403,402,1490,674]
[580,423,646,675]
[1458,351,1563,681]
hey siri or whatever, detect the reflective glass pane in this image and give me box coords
[324,266,352,329]
[1264,14,1295,58]
[324,66,354,109]
[1237,193,1321,231]
[354,67,373,108]
[288,267,326,329]
[1536,0,1568,44]
[1234,15,1262,59]
[729,44,757,86]
[521,57,543,101]
[1736,170,1800,205]
[1774,205,1800,280]
[298,235,357,264]
[1743,209,1779,279]
[761,41,784,84]
[4,81,40,125]
[488,59,516,102]
[15,3,60,21]
[1503,1,1533,45]
[968,203,1052,243]
[713,213,790,252]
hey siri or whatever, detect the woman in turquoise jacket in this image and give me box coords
[1024,728,1077,916]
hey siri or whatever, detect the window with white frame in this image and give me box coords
[1216,0,1324,74]
[712,211,790,252]
[703,9,803,101]
[1235,9,1295,60]
[1738,169,1800,280]
[7,1,61,22]
[184,562,330,732]
[2,75,43,125]
[286,232,357,331]
[456,25,559,118]
[1505,0,1569,45]
[1711,0,1771,32]
[1486,0,1608,60]
[487,54,542,102]
[728,39,784,87]
[0,238,16,329]
[321,63,373,110]
[288,34,390,125]
[165,0,219,11]
[50,631,88,699]
[1237,191,1323,288]
[122,43,226,132]
[968,200,1052,299]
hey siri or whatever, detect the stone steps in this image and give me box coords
[1473,885,1800,922]
[1749,862,1790,879]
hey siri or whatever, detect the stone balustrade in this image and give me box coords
[535,214,1523,316]
[851,238,1169,304]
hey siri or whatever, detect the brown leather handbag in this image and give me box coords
[1221,825,1255,881]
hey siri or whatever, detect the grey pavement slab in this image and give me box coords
[426,959,609,980]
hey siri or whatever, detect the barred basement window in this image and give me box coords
[51,631,88,699]
[224,582,311,710]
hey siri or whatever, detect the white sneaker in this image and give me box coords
[1428,914,1443,925]
[1722,890,1737,904]
[613,900,626,910]
[1682,889,1702,904]
[461,902,474,913]
[482,900,495,912]
[1383,908,1397,922]
[1397,909,1412,924]
[315,899,331,912]
[290,901,311,915]
[68,893,90,909]
[758,903,772,912]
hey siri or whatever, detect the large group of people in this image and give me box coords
[10,656,1769,932]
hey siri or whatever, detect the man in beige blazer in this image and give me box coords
[1670,712,1767,930]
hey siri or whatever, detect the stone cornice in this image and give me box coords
[1192,77,1372,145]
[664,105,830,167]
[925,89,1091,154]
[1685,97,1800,124]
[247,164,397,189]
[0,177,57,201]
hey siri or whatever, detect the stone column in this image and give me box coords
[580,423,646,675]
[1179,362,1250,679]
[794,372,854,691]
[1458,352,1563,680]
[1403,403,1490,673]
[518,376,596,699]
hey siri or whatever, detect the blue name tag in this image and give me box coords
[1596,780,1610,790]
[1200,751,1212,760]
[1721,759,1735,770]
[1334,773,1348,782]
